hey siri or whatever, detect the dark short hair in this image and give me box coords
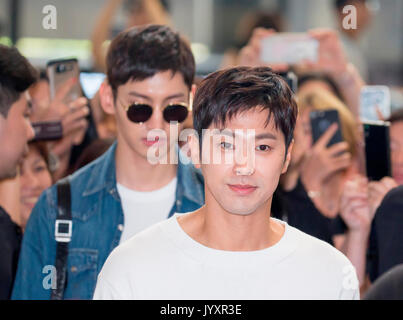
[106,24,195,99]
[0,45,38,117]
[193,67,298,153]
[388,109,403,124]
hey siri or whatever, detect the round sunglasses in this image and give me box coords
[122,102,189,124]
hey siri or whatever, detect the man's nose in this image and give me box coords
[145,107,164,130]
[27,121,35,141]
[233,145,255,176]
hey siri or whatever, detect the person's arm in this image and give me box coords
[337,176,372,291]
[142,0,171,26]
[299,124,352,217]
[34,78,89,181]
[11,189,57,299]
[306,29,365,119]
[91,0,123,72]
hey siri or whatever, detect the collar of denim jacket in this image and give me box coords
[176,149,204,207]
[82,141,118,197]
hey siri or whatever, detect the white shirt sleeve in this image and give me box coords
[93,277,123,300]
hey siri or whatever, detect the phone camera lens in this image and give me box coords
[57,64,66,73]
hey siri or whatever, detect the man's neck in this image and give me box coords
[179,198,284,252]
[115,140,177,192]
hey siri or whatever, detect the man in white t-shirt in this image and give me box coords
[94,67,360,300]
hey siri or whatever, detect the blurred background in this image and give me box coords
[0,0,402,85]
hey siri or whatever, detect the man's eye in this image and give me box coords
[256,145,271,152]
[34,165,46,173]
[220,142,234,150]
[24,107,32,118]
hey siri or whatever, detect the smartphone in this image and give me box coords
[47,58,81,104]
[79,72,106,99]
[278,71,298,94]
[359,86,391,121]
[310,109,343,147]
[31,121,63,141]
[363,120,392,181]
[261,33,319,65]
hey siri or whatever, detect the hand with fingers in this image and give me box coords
[368,176,398,219]
[297,29,348,77]
[237,27,289,72]
[46,78,90,179]
[340,175,372,234]
[301,123,352,191]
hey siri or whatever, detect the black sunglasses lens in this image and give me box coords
[127,104,152,123]
[163,105,188,123]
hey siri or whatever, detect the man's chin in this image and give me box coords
[224,206,256,216]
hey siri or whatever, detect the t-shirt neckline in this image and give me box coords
[161,213,299,267]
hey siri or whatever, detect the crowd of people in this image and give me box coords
[1,0,402,300]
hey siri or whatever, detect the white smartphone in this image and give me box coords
[79,72,106,99]
[260,33,319,65]
[359,86,391,121]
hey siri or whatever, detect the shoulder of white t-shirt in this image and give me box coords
[285,222,355,268]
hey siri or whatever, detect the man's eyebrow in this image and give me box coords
[214,131,277,140]
[163,93,187,103]
[127,91,152,101]
[127,91,186,103]
[255,133,277,140]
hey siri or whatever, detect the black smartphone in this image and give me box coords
[47,58,82,104]
[363,120,392,181]
[31,121,63,141]
[310,109,343,147]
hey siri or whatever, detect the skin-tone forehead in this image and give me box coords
[209,108,285,141]
[118,71,189,102]
[24,147,44,164]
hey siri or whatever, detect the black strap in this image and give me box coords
[51,179,72,300]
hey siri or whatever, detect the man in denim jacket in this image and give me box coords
[12,25,204,300]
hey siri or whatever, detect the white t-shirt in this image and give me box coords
[116,178,177,244]
[94,213,359,300]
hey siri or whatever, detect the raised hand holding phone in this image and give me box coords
[301,123,351,185]
[237,28,289,72]
[47,78,90,179]
[299,29,349,77]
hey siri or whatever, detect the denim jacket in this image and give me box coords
[11,142,204,300]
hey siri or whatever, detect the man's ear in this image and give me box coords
[99,80,116,116]
[281,139,294,174]
[188,131,201,169]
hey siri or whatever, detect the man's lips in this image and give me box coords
[21,196,39,209]
[142,136,166,147]
[228,184,257,195]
